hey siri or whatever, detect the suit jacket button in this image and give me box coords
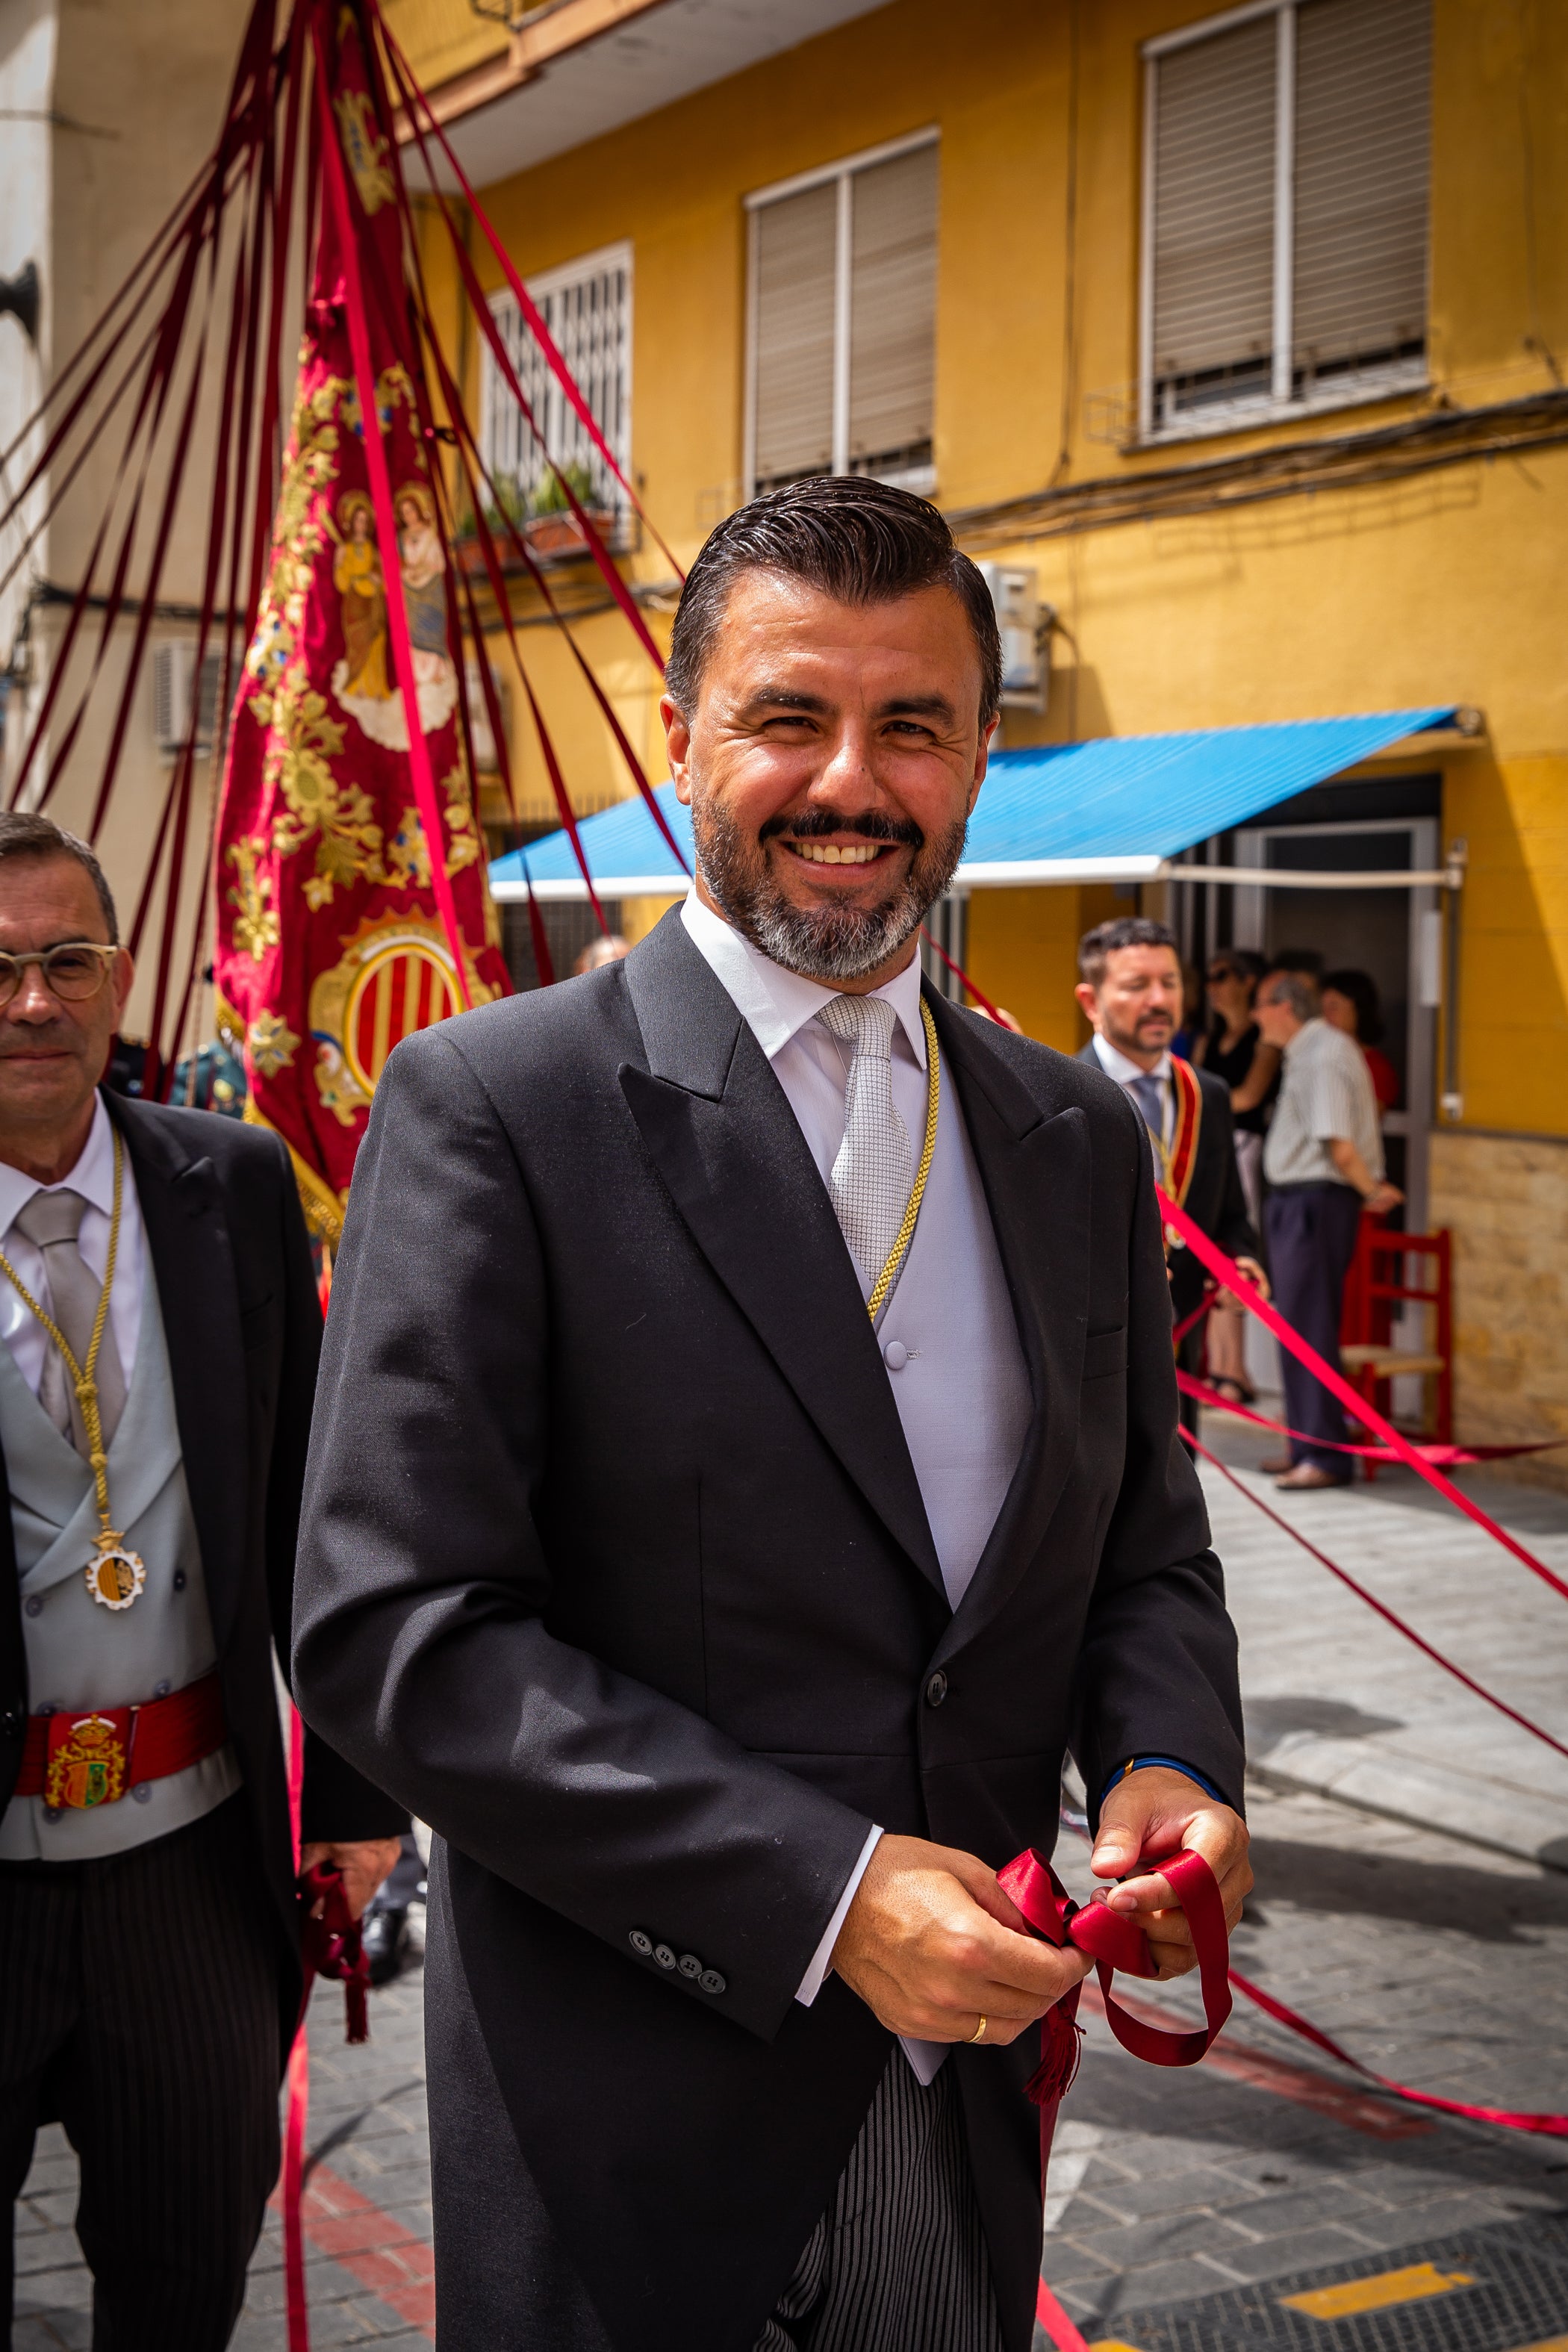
[653,1943,677,1970]
[629,1930,653,1956]
[700,1969,726,1995]
[925,1670,948,1708]
[678,1953,702,1979]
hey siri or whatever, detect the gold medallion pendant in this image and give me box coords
[85,1534,146,1611]
[0,1132,143,1611]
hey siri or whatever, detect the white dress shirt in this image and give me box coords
[0,1097,144,1393]
[1090,1031,1174,1148]
[681,894,1033,2080]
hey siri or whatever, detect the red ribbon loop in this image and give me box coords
[998,1845,1232,2074]
[298,1860,370,2047]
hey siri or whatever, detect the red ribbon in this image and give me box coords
[998,1846,1233,2086]
[1155,1187,1568,1606]
[1177,1366,1561,1464]
[299,1861,371,2047]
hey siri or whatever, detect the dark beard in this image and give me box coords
[691,797,968,982]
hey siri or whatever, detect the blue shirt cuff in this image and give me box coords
[1099,1755,1226,1807]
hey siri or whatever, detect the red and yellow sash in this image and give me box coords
[1160,1057,1203,1251]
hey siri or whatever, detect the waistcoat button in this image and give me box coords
[925,1670,948,1708]
[24,1596,42,1618]
[883,1340,908,1372]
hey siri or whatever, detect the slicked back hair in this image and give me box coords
[0,811,119,943]
[665,476,1004,727]
[1077,915,1178,991]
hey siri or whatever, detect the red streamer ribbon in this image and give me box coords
[284,1707,310,2352]
[1155,1187,1568,1605]
[1178,1366,1561,1464]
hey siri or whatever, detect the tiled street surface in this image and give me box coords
[1039,1780,1568,2351]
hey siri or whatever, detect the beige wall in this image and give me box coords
[1430,1130,1568,1487]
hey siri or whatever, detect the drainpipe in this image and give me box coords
[1440,837,1467,1121]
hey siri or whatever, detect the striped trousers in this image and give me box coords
[757,2054,1005,2352]
[0,1793,282,2351]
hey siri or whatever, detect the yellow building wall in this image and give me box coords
[402,0,1567,1142]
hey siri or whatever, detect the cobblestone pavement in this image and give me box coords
[14,1770,1567,2348]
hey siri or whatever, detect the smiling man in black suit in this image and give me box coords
[293,479,1251,2352]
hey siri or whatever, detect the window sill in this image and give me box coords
[1135,364,1429,452]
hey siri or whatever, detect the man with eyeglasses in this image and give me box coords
[0,812,405,2347]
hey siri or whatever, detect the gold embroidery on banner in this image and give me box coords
[225,836,280,962]
[247,1012,299,1077]
[334,90,395,217]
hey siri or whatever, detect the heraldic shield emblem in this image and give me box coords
[45,1712,129,1810]
[310,913,483,1127]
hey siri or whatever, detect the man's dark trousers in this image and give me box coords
[1263,1181,1364,1477]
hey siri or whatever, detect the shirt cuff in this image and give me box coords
[1100,1755,1226,1807]
[794,1824,883,2006]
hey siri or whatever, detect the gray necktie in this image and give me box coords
[1128,1071,1166,1145]
[13,1189,128,1455]
[818,994,913,1289]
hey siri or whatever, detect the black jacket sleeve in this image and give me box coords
[259,1131,407,1845]
[1068,1090,1246,1820]
[290,1028,873,2041]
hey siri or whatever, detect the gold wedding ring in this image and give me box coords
[968,2014,987,2044]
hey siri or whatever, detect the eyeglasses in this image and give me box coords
[0,942,119,1009]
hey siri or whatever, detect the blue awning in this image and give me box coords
[488,706,1458,899]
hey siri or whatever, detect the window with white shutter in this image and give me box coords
[747,134,939,497]
[482,241,631,520]
[1141,0,1430,441]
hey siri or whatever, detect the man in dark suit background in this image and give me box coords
[1075,917,1267,1430]
[293,479,1251,2352]
[0,814,406,2348]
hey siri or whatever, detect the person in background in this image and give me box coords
[573,932,631,975]
[1169,959,1204,1062]
[1193,950,1279,1401]
[1074,918,1267,1428]
[1321,968,1399,1115]
[0,812,405,2345]
[1254,968,1403,1490]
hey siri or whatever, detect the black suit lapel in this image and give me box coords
[929,999,1091,1655]
[618,914,945,1599]
[108,1095,250,1656]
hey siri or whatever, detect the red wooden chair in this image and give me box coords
[1340,1223,1452,1479]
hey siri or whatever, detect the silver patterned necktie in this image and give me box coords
[13,1188,128,1455]
[817,993,913,1288]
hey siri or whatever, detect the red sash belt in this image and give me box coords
[15,1671,227,1809]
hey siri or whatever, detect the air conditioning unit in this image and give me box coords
[977,564,1051,712]
[152,641,228,761]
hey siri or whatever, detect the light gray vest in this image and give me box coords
[870,1066,1033,1614]
[0,1274,240,1861]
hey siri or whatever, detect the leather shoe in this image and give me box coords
[361,1905,408,1988]
[1274,1463,1348,1491]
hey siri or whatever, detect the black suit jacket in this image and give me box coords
[1075,1045,1258,1323]
[295,912,1244,2352]
[0,1092,405,2052]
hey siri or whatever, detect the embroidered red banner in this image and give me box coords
[214,6,508,1245]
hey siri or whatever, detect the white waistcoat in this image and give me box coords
[0,1274,240,1860]
[871,1067,1033,1613]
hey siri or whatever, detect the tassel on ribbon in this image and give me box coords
[298,1859,371,2045]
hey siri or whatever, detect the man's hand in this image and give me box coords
[1233,1254,1271,1302]
[1089,1770,1251,1980]
[299,1838,403,1922]
[830,1832,1090,2044]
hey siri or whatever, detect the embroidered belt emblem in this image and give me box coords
[45,1712,128,1809]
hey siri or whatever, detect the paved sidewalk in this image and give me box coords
[1198,1408,1568,1870]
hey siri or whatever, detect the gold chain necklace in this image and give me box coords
[865,998,942,1324]
[0,1127,144,1611]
